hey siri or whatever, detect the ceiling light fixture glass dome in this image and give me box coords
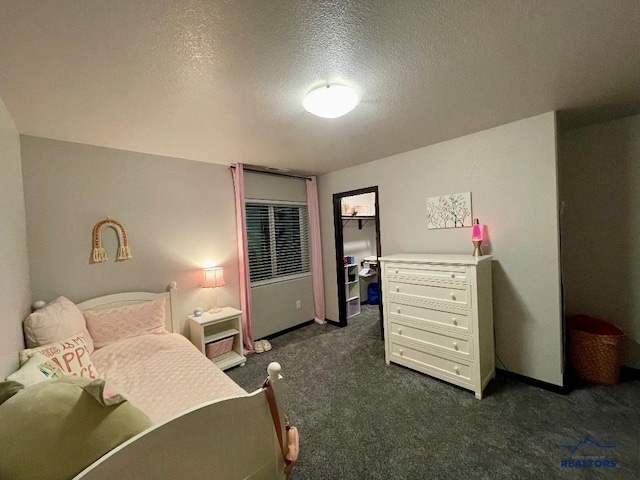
[303,84,360,118]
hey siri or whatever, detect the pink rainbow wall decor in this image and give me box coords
[91,218,132,263]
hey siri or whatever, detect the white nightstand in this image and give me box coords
[189,307,246,371]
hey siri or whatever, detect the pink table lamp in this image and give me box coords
[202,267,226,313]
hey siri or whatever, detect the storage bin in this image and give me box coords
[205,337,233,359]
[567,315,625,385]
[367,283,380,305]
[347,298,360,317]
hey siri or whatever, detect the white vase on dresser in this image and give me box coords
[380,254,495,399]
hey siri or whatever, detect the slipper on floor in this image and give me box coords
[253,341,264,354]
[261,340,272,352]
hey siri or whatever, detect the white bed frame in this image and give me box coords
[69,284,288,480]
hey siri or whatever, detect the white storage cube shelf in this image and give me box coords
[345,263,361,318]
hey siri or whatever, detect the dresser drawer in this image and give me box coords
[390,322,471,358]
[388,280,469,308]
[385,263,467,282]
[390,342,472,383]
[389,301,470,333]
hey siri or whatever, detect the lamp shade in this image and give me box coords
[472,219,483,241]
[303,84,360,118]
[202,267,225,288]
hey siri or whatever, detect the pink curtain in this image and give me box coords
[306,176,326,324]
[232,164,255,353]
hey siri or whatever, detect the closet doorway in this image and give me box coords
[332,186,384,339]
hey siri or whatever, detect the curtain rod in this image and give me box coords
[230,164,312,180]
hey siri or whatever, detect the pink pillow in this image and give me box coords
[23,296,94,354]
[84,299,166,349]
[19,332,98,379]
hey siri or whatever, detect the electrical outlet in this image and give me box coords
[296,300,301,309]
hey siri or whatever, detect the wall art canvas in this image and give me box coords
[426,192,472,229]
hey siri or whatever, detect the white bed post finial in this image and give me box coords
[33,300,46,310]
[167,281,178,291]
[267,362,282,382]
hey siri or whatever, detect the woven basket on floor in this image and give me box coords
[567,315,624,385]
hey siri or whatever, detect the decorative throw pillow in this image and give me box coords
[19,332,98,379]
[23,296,95,353]
[6,352,65,387]
[84,298,166,349]
[0,376,152,480]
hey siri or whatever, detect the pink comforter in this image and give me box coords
[91,333,247,423]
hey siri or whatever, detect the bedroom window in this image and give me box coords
[246,202,310,285]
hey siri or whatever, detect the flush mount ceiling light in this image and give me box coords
[303,84,360,118]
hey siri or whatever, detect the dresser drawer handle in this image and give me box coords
[396,287,400,292]
[454,366,460,374]
[453,342,458,350]
[451,317,457,326]
[398,328,403,335]
[450,293,456,300]
[395,269,399,274]
[399,349,404,356]
[397,307,401,314]
[450,273,455,278]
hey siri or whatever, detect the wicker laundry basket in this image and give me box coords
[567,315,625,385]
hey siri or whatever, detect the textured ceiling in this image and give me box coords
[0,0,639,175]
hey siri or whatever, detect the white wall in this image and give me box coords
[244,171,314,338]
[319,112,564,386]
[21,136,239,336]
[559,114,640,368]
[244,171,307,203]
[0,98,31,378]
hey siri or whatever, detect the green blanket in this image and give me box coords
[0,376,152,480]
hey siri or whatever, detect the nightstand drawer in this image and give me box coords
[390,342,472,383]
[388,280,469,308]
[385,263,467,282]
[390,322,471,358]
[389,301,470,333]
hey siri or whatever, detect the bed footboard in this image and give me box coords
[74,363,287,480]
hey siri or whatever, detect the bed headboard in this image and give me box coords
[76,282,178,333]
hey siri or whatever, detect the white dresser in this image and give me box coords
[380,254,494,399]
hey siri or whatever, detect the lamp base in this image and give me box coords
[208,287,222,314]
[472,240,484,257]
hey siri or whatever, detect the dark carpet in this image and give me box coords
[227,306,640,479]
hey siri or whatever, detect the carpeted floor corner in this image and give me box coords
[227,306,640,479]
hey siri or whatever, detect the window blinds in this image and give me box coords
[246,203,310,284]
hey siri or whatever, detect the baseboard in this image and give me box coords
[263,320,314,340]
[325,318,341,327]
[620,365,640,380]
[496,368,571,395]
[558,365,640,391]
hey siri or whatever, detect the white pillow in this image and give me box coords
[6,352,65,387]
[19,332,99,380]
[23,296,94,354]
